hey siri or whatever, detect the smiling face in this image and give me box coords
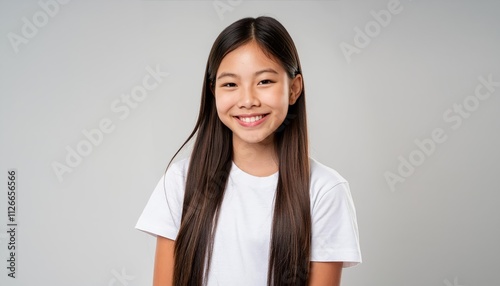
[214,40,302,147]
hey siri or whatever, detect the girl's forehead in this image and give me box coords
[217,41,283,74]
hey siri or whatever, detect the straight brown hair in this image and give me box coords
[165,16,311,285]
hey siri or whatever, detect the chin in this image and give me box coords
[234,133,275,145]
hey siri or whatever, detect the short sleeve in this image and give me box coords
[135,163,186,240]
[310,181,362,268]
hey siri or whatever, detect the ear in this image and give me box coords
[289,74,303,105]
[209,81,215,96]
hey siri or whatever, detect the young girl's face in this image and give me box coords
[214,41,302,146]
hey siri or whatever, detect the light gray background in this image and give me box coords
[1,0,499,285]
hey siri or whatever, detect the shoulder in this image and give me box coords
[309,157,348,191]
[157,157,191,190]
[309,157,351,207]
[165,157,190,177]
[308,160,362,267]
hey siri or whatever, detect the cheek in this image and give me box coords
[214,93,227,112]
[263,86,289,111]
[262,90,290,126]
[214,94,234,122]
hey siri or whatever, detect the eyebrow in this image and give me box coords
[216,68,279,80]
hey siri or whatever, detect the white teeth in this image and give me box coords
[239,115,263,123]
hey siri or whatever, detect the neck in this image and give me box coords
[232,135,278,177]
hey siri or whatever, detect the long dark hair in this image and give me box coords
[166,16,311,285]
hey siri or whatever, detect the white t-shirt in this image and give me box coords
[135,157,362,285]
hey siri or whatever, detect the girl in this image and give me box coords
[136,16,361,286]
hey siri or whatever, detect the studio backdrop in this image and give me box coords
[1,0,499,285]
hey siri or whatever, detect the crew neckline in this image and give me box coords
[231,161,279,186]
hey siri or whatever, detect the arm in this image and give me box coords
[153,236,175,286]
[308,262,343,286]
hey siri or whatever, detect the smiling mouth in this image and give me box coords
[235,114,268,123]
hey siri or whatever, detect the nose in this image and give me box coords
[237,86,260,109]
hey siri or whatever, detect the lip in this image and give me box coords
[233,113,269,127]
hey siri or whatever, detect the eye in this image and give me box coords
[221,82,237,88]
[258,79,274,85]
